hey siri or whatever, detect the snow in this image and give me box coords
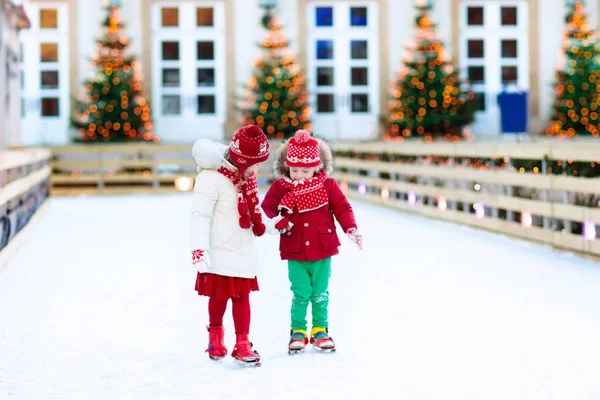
[1,194,600,400]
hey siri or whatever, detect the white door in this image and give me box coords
[307,2,379,141]
[151,2,226,142]
[459,1,529,136]
[21,3,70,145]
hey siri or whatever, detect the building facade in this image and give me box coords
[0,0,29,149]
[13,0,600,144]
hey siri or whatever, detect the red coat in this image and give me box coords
[261,177,357,262]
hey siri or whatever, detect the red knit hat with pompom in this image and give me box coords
[229,125,270,170]
[219,125,270,237]
[286,130,320,168]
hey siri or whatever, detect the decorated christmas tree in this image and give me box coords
[384,0,475,142]
[72,2,156,142]
[546,1,600,137]
[238,10,310,139]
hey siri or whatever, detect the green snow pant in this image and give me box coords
[288,258,332,331]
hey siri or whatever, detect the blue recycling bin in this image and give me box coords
[497,91,528,133]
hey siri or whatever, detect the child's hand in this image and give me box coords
[346,228,363,250]
[275,216,293,234]
[192,249,211,270]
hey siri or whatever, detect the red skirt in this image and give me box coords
[195,272,259,299]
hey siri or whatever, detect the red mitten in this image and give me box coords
[346,228,363,250]
[275,217,293,233]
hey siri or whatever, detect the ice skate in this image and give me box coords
[288,330,308,354]
[310,327,336,352]
[231,333,262,366]
[205,325,227,360]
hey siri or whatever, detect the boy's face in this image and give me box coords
[289,166,316,181]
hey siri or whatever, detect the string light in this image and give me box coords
[358,183,367,195]
[521,211,532,228]
[381,187,390,201]
[340,179,349,193]
[473,203,485,219]
[437,197,447,210]
[175,176,194,192]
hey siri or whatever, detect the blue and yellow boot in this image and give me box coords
[288,329,308,354]
[310,327,335,351]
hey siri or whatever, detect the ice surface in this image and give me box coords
[1,194,599,400]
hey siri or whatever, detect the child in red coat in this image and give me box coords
[261,130,362,353]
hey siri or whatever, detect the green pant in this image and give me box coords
[288,258,332,331]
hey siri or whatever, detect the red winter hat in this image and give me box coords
[286,130,320,168]
[229,125,270,169]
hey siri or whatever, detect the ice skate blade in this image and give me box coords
[313,346,336,353]
[209,355,225,361]
[288,348,304,355]
[235,358,262,367]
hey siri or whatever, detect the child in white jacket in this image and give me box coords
[190,125,270,366]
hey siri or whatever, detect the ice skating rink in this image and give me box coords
[1,195,599,400]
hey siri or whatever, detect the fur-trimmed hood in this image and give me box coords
[273,137,333,178]
[192,138,229,172]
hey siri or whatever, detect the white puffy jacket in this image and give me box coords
[190,138,270,279]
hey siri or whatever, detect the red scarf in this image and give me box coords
[278,173,329,214]
[218,165,266,237]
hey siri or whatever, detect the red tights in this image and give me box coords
[208,293,251,334]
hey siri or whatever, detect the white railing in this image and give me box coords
[34,139,600,257]
[329,141,600,258]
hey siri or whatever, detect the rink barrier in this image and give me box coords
[0,148,51,269]
[40,140,599,256]
[329,141,600,259]
[46,142,281,195]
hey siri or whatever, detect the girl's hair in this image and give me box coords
[223,150,233,164]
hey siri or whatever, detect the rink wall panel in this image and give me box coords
[0,148,51,269]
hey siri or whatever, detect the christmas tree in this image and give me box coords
[238,10,310,139]
[546,1,600,137]
[384,0,475,142]
[72,2,156,142]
